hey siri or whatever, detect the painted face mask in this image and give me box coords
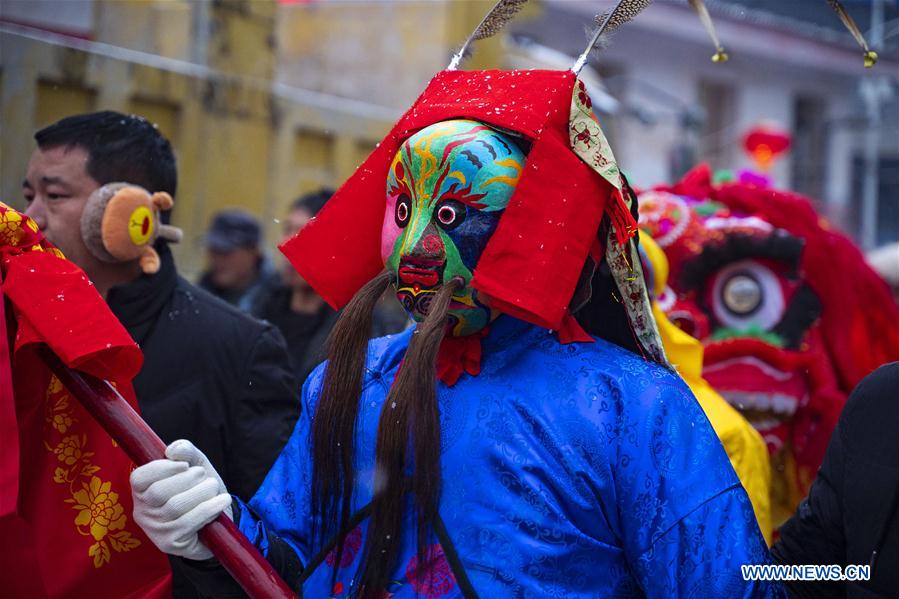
[381,119,526,337]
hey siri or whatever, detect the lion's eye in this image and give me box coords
[710,260,786,331]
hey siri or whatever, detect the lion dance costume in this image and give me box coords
[639,165,899,528]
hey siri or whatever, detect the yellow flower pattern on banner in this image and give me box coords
[0,201,65,258]
[0,208,29,246]
[72,477,128,541]
[44,375,142,568]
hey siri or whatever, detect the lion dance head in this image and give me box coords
[639,164,899,526]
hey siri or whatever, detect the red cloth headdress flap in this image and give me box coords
[281,70,627,331]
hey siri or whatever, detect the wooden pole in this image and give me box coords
[40,347,296,599]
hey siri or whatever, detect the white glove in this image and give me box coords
[131,439,232,560]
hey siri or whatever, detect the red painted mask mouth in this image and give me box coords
[397,257,445,289]
[396,257,447,316]
[398,265,441,288]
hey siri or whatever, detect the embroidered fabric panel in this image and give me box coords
[567,81,669,367]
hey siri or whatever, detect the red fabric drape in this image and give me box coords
[0,203,171,598]
[280,70,622,332]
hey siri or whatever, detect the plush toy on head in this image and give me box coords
[81,183,183,274]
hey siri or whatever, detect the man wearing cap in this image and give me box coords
[199,209,281,314]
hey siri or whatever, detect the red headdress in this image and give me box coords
[281,70,667,364]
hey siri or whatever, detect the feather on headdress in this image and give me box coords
[826,0,878,67]
[688,0,729,62]
[573,0,653,73]
[447,0,530,70]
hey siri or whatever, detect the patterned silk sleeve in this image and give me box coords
[632,488,783,597]
[231,362,327,588]
[611,370,785,598]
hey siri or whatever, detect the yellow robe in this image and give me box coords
[642,234,773,544]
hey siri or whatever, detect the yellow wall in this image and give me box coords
[35,81,96,129]
[0,0,526,278]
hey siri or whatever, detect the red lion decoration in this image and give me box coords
[639,164,899,526]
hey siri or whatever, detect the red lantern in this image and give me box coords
[743,124,791,171]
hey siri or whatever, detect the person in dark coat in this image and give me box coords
[254,190,408,384]
[106,242,298,500]
[772,362,899,598]
[23,111,300,598]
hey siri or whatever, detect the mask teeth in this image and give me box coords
[688,0,728,63]
[827,0,878,68]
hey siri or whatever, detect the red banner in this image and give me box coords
[0,202,171,598]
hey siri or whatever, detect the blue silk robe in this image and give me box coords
[234,316,783,597]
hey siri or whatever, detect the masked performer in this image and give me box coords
[638,165,899,528]
[128,67,781,598]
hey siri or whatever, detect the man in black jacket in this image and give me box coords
[255,189,408,384]
[23,111,300,596]
[772,362,899,598]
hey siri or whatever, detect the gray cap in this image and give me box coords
[205,209,261,252]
